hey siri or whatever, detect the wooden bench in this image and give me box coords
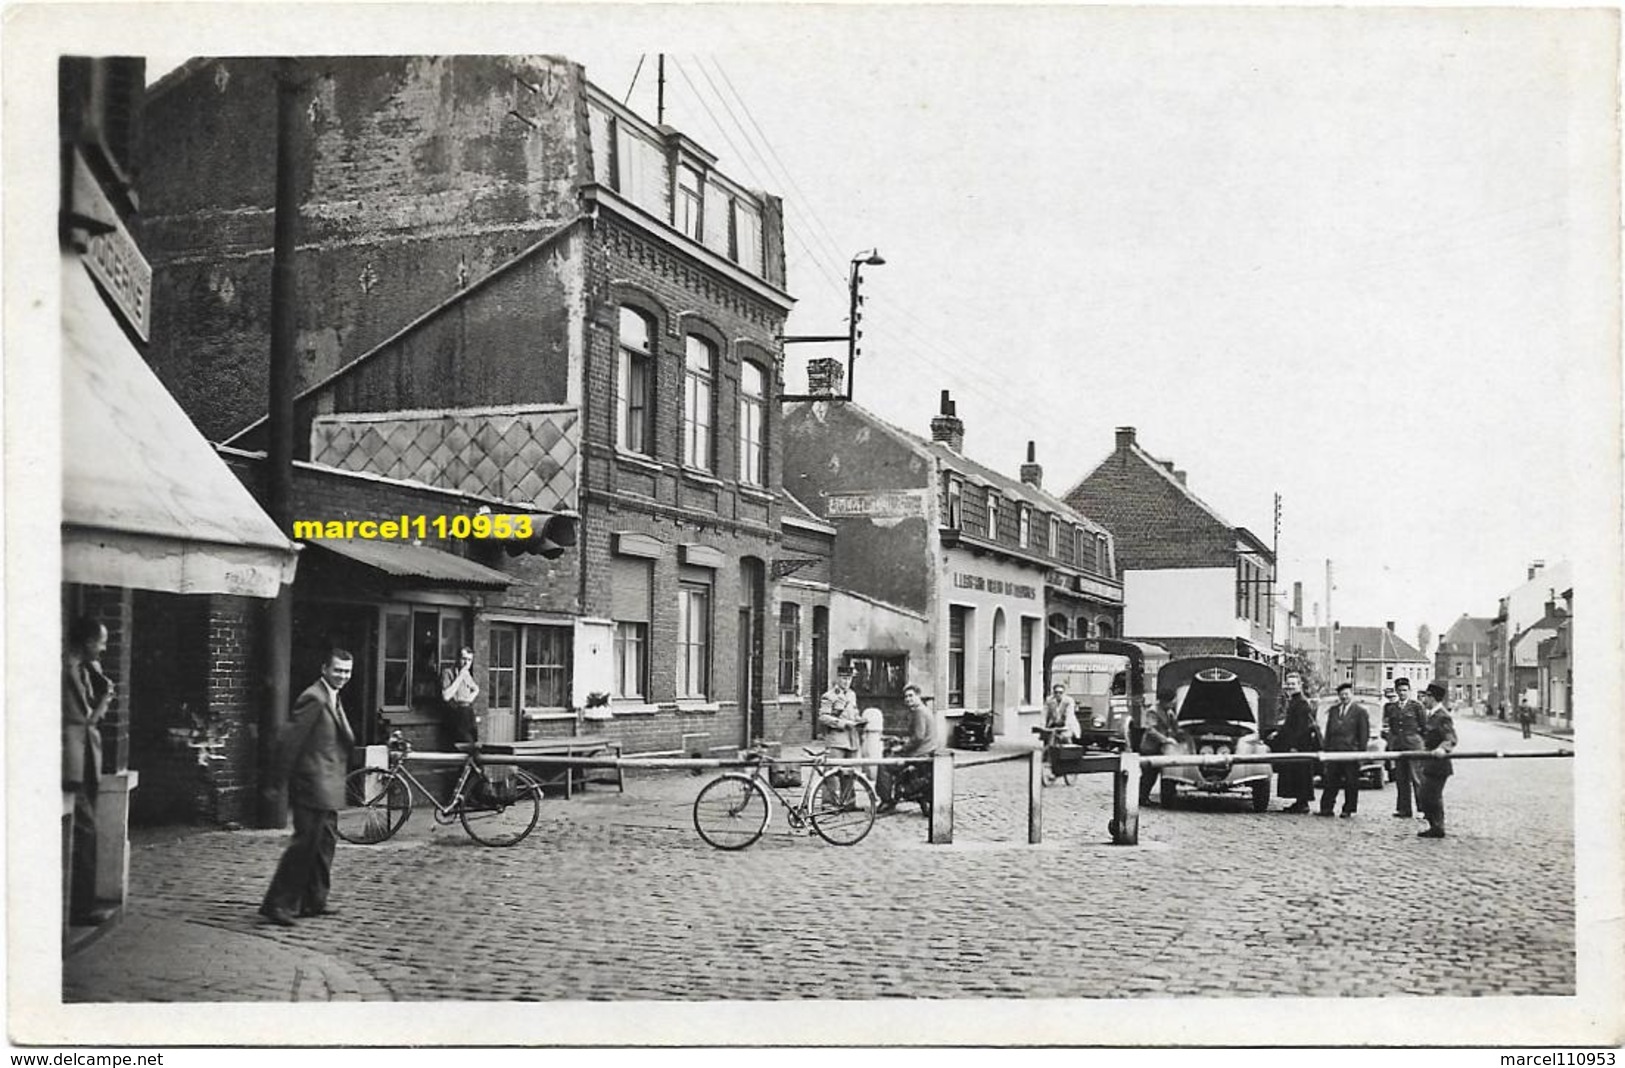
[485,737,623,799]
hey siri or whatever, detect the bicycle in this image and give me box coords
[692,746,877,850]
[335,731,542,847]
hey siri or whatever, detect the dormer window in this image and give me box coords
[1018,505,1031,548]
[946,477,964,529]
[986,492,1000,540]
[676,164,703,240]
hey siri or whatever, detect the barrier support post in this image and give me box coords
[1028,748,1044,844]
[1110,750,1140,845]
[929,752,954,845]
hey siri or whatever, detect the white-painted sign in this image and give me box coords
[71,150,151,341]
[825,491,925,519]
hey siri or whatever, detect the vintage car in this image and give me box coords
[1044,638,1169,752]
[1155,656,1279,812]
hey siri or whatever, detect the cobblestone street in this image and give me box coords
[70,716,1573,1003]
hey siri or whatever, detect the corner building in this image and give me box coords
[783,393,1122,743]
[140,55,809,761]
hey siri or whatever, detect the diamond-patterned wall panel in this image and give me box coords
[311,408,579,509]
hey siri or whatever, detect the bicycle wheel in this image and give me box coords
[336,767,412,844]
[809,769,876,846]
[459,768,542,847]
[693,774,770,850]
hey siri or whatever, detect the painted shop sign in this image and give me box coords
[70,150,151,341]
[825,491,926,519]
[952,572,1037,600]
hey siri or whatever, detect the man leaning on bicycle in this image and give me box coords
[878,684,937,814]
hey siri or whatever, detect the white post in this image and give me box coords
[1028,748,1043,844]
[929,752,954,844]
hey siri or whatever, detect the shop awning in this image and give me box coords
[308,538,515,589]
[61,260,299,599]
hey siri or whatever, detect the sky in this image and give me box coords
[138,5,1617,649]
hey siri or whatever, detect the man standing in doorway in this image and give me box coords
[1384,678,1427,819]
[63,616,116,926]
[1318,683,1369,818]
[261,649,355,926]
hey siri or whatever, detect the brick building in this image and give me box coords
[1064,426,1276,661]
[1434,614,1493,711]
[783,391,1122,742]
[137,54,816,785]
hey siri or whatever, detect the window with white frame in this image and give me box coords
[946,476,963,529]
[1049,516,1060,556]
[1096,534,1109,576]
[1020,618,1035,704]
[617,307,654,455]
[777,602,801,695]
[948,606,970,708]
[738,361,766,485]
[611,556,652,699]
[677,582,711,698]
[683,334,715,471]
[676,165,703,240]
[1018,505,1031,549]
[1074,526,1086,567]
[987,492,1000,540]
[488,623,572,712]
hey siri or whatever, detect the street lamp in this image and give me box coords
[778,248,886,402]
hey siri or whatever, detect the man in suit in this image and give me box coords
[63,616,116,926]
[1317,682,1370,818]
[1416,680,1459,839]
[1383,678,1427,819]
[260,649,356,926]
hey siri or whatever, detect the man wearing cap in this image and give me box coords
[1383,678,1427,819]
[1415,681,1458,838]
[1317,683,1369,818]
[818,665,862,804]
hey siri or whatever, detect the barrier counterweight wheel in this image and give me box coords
[693,774,771,849]
[809,771,877,846]
[336,768,412,844]
[460,768,542,846]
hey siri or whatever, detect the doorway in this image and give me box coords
[990,607,1008,735]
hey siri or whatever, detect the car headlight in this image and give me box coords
[1092,716,1105,727]
[1198,744,1214,755]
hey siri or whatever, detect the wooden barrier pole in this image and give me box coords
[1028,748,1044,845]
[929,752,955,845]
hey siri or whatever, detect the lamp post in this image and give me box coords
[779,248,885,402]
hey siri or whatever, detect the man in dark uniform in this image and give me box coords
[1383,678,1427,819]
[1416,680,1458,838]
[1318,683,1369,818]
[1272,671,1320,813]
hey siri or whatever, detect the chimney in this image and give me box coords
[1019,440,1043,489]
[806,357,845,398]
[1114,426,1137,450]
[1386,620,1395,633]
[1528,559,1546,581]
[930,390,964,452]
[1292,581,1303,623]
[1173,469,1187,486]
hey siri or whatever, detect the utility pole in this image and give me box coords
[1324,559,1335,689]
[259,58,306,828]
[657,54,665,125]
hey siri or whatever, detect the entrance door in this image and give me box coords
[990,607,1008,735]
[739,559,765,746]
[291,602,379,747]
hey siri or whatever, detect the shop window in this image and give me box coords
[678,583,712,699]
[778,602,801,695]
[738,360,766,485]
[383,605,466,712]
[523,625,572,709]
[617,307,655,455]
[948,606,969,708]
[1020,618,1035,705]
[683,334,715,471]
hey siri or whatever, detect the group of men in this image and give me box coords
[1270,672,1460,837]
[817,665,938,813]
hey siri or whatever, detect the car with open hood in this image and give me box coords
[1155,656,1280,812]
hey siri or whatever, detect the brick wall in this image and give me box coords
[140,55,589,441]
[1066,447,1234,571]
[202,596,261,824]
